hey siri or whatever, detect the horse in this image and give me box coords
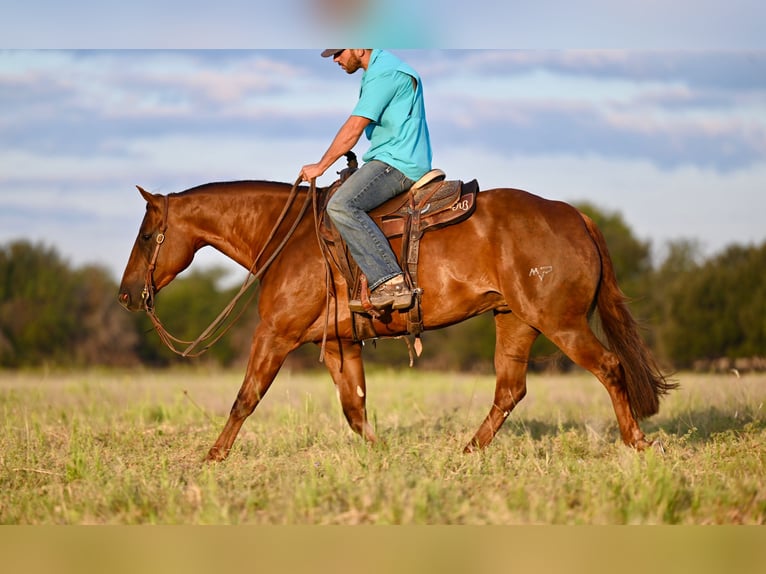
[118,179,676,462]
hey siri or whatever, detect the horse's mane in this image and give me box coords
[175,180,297,197]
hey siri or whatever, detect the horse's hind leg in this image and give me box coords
[322,339,377,443]
[546,320,650,449]
[465,312,539,452]
[206,324,298,462]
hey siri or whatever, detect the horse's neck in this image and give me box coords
[175,183,299,269]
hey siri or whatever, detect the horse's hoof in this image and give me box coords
[650,439,666,454]
[204,447,228,463]
[632,438,665,454]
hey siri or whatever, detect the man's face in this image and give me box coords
[333,49,363,74]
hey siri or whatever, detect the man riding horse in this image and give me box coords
[300,49,432,312]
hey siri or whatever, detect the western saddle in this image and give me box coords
[317,167,480,350]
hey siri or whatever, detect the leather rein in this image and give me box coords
[141,176,316,358]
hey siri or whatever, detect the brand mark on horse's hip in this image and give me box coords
[529,266,553,282]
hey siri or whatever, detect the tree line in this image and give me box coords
[1,203,764,372]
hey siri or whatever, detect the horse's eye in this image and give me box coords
[141,233,152,241]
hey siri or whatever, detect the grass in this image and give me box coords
[1,365,765,524]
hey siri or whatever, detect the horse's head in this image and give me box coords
[118,186,195,312]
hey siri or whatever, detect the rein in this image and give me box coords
[142,176,314,357]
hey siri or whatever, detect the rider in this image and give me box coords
[300,49,433,311]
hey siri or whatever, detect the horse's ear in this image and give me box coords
[136,185,160,206]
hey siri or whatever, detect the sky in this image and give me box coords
[1,1,764,49]
[1,4,765,284]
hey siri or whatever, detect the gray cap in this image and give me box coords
[321,49,344,58]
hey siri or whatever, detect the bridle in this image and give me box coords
[140,176,317,357]
[141,194,169,312]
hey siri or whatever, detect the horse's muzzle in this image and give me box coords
[117,289,144,312]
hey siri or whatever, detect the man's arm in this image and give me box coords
[301,115,370,181]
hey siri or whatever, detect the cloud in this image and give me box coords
[430,103,764,171]
[413,52,766,171]
[4,50,763,172]
[0,50,357,159]
[414,50,766,92]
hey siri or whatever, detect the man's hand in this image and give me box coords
[300,163,325,182]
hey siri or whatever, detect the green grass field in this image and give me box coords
[1,366,764,525]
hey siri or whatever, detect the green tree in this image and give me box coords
[72,264,140,366]
[649,239,704,364]
[0,240,144,367]
[0,241,79,366]
[660,242,766,367]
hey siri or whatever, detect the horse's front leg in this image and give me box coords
[322,339,377,444]
[206,323,298,462]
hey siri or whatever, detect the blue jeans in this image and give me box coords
[326,160,414,290]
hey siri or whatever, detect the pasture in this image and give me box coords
[1,366,764,525]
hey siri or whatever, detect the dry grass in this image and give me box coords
[1,366,765,524]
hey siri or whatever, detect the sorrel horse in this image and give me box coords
[118,179,676,461]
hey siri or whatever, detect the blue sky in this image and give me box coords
[1,49,764,282]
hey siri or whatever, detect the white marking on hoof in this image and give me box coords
[356,385,365,398]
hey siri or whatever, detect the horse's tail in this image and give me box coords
[580,212,678,419]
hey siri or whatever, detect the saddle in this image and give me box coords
[317,168,480,346]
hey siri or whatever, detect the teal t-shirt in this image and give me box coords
[352,50,432,181]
